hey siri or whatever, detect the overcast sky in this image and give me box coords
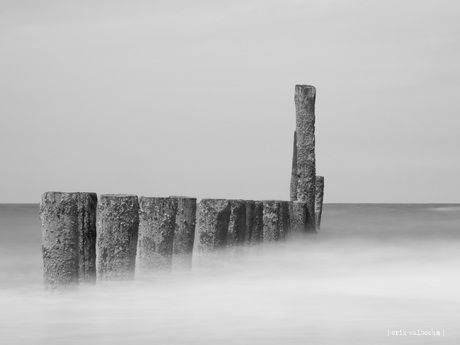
[1,0,459,203]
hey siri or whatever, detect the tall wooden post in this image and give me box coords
[295,85,316,232]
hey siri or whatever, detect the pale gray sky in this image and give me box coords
[1,0,459,203]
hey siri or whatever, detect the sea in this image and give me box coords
[0,203,459,344]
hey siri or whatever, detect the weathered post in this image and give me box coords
[279,201,290,241]
[171,196,197,270]
[295,85,316,232]
[290,131,297,201]
[250,201,264,244]
[289,201,308,235]
[244,200,255,245]
[97,194,139,281]
[137,197,178,274]
[195,199,231,264]
[262,200,283,243]
[315,176,325,230]
[39,192,97,290]
[227,199,246,257]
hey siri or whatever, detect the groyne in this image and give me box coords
[39,85,325,288]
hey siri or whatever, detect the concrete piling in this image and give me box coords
[137,197,178,273]
[39,192,97,290]
[315,176,325,230]
[196,199,231,263]
[172,196,197,270]
[295,85,316,232]
[96,194,139,281]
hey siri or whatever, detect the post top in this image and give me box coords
[99,194,138,199]
[41,191,97,202]
[295,84,315,89]
[200,198,229,203]
[169,195,198,201]
[295,85,316,95]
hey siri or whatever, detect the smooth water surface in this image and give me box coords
[0,204,459,344]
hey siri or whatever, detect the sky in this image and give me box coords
[0,0,459,203]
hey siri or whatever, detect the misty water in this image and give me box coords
[1,204,459,344]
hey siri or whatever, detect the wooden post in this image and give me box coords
[250,201,264,244]
[39,192,97,290]
[290,201,308,234]
[227,199,246,257]
[262,200,283,242]
[290,131,297,201]
[244,200,255,245]
[279,201,290,241]
[295,85,316,232]
[137,197,178,274]
[172,196,197,270]
[96,194,139,281]
[315,176,325,230]
[196,199,231,263]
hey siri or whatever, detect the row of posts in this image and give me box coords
[39,84,325,290]
[39,189,323,290]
